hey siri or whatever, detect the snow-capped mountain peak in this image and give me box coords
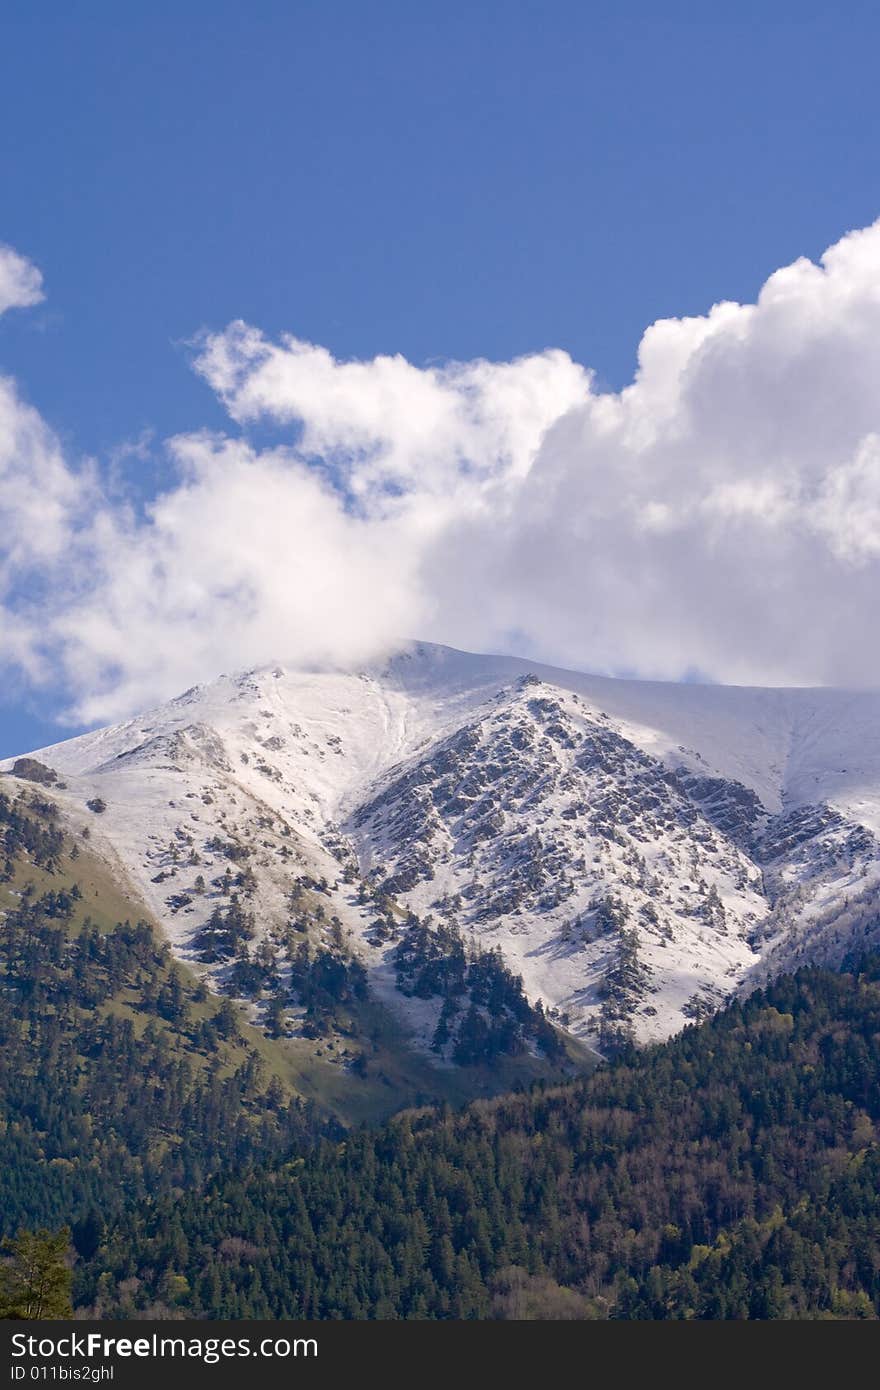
[5,641,880,1056]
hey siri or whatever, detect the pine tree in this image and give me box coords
[0,1228,73,1318]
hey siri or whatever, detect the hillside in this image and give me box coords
[0,769,577,1223]
[0,781,339,1239]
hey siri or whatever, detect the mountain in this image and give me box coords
[4,640,880,1060]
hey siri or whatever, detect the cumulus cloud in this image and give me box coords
[194,322,591,502]
[4,221,880,726]
[190,219,880,691]
[52,433,421,723]
[0,245,44,316]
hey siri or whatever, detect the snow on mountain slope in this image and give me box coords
[349,680,767,1047]
[4,641,880,1056]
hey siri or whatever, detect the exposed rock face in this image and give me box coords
[351,683,768,1046]
[10,757,58,785]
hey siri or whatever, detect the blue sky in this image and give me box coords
[2,1,880,755]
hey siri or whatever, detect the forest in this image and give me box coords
[77,960,880,1319]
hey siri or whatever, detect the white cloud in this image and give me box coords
[51,433,421,723]
[0,374,95,683]
[194,321,591,500]
[0,245,44,316]
[5,221,880,728]
[191,218,880,692]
